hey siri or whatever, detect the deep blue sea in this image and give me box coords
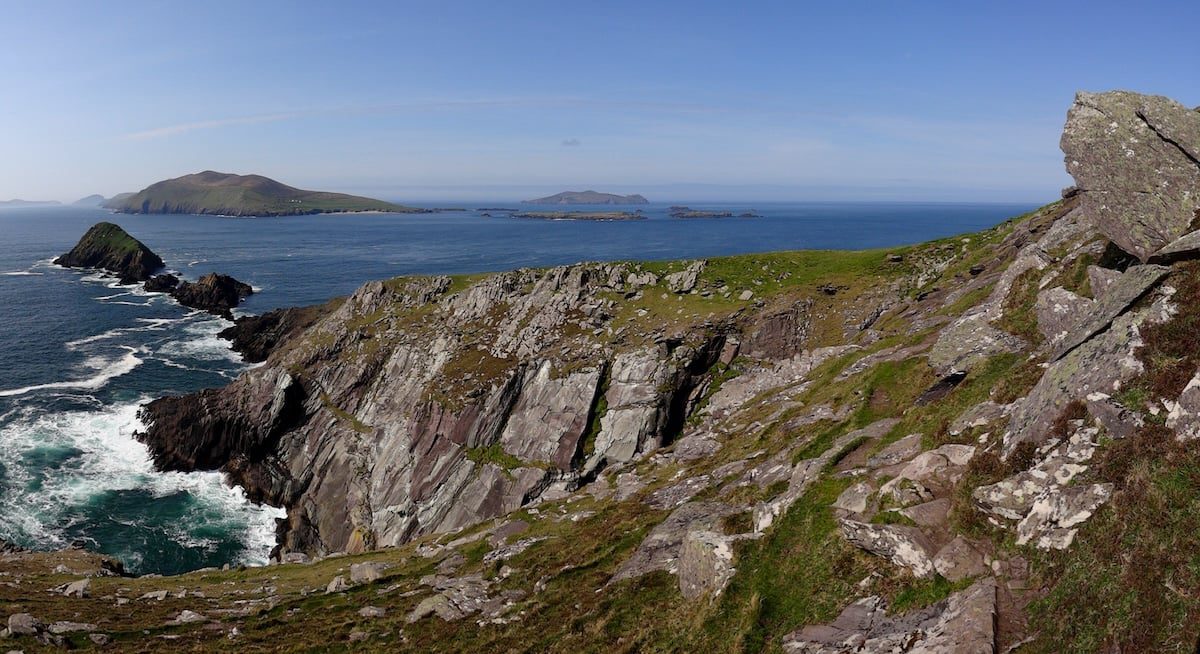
[0,200,1035,574]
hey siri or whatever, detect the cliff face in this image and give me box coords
[140,259,874,555]
[53,222,164,283]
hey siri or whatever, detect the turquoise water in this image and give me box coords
[0,200,1035,574]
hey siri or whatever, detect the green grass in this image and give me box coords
[996,266,1044,343]
[83,222,146,254]
[693,475,864,653]
[889,575,973,612]
[464,442,531,471]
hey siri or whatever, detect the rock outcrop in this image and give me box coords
[782,578,997,653]
[1061,91,1200,261]
[143,272,254,319]
[139,265,729,555]
[169,273,254,318]
[53,222,164,283]
[218,301,340,362]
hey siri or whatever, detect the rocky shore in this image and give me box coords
[56,221,256,318]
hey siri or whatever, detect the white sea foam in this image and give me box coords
[155,317,240,364]
[0,347,144,397]
[0,401,284,565]
[66,317,184,350]
[1,271,43,276]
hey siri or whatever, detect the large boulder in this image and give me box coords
[1061,91,1200,261]
[839,519,937,578]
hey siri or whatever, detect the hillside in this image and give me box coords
[4,90,1200,652]
[104,171,426,217]
[73,194,107,206]
[523,190,650,205]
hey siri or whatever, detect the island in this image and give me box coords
[103,171,428,217]
[522,190,649,205]
[54,222,164,283]
[511,210,647,221]
[668,205,760,219]
[144,272,254,319]
[0,199,60,207]
[73,194,107,206]
[56,221,255,317]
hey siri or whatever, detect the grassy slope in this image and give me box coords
[83,222,147,255]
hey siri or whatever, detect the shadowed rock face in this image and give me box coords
[53,222,164,283]
[1061,91,1200,261]
[219,301,340,363]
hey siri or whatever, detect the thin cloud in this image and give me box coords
[116,97,746,142]
[121,112,304,141]
[561,138,581,147]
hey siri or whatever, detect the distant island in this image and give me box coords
[669,205,760,219]
[523,190,649,205]
[0,199,59,207]
[73,194,107,206]
[104,171,428,217]
[511,210,646,221]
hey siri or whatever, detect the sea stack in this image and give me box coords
[54,222,164,283]
[144,272,255,319]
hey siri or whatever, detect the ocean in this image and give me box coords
[0,200,1035,574]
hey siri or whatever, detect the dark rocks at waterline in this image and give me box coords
[170,274,254,319]
[53,222,165,284]
[142,272,254,318]
[219,300,339,363]
[143,273,180,293]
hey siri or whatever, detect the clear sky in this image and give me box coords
[0,0,1196,203]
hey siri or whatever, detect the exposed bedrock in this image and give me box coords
[1061,90,1200,261]
[219,301,340,362]
[139,263,733,555]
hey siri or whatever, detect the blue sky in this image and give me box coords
[0,0,1196,202]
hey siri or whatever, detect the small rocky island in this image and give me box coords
[53,221,165,283]
[144,273,254,319]
[669,206,759,219]
[57,222,254,318]
[511,210,647,221]
[0,199,60,207]
[523,190,649,205]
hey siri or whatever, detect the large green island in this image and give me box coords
[104,171,427,217]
